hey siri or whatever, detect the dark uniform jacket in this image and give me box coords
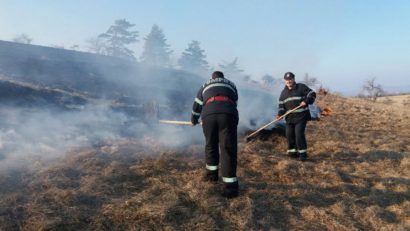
[191,77,238,121]
[278,83,316,124]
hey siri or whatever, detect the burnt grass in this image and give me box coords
[0,93,409,230]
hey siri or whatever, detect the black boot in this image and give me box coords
[299,153,308,161]
[288,152,298,158]
[203,170,218,182]
[221,181,239,198]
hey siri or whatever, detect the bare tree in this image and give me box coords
[12,34,32,44]
[362,77,384,101]
[301,73,319,88]
[86,37,108,55]
[261,74,275,86]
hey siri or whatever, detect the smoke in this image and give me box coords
[0,41,280,174]
[237,86,278,131]
[0,103,205,172]
[0,105,117,170]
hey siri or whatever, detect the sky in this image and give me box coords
[0,0,409,95]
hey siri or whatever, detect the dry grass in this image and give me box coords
[0,93,409,230]
[377,94,410,106]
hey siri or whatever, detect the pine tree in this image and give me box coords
[140,24,173,67]
[98,19,138,60]
[178,40,209,75]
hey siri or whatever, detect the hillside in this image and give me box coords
[0,40,278,127]
[0,93,409,230]
[0,76,89,109]
[377,94,410,107]
[0,40,204,108]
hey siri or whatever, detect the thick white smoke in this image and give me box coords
[0,102,206,172]
[0,41,281,173]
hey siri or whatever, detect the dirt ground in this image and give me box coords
[0,93,409,230]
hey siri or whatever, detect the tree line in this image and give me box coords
[88,19,213,76]
[11,27,401,98]
[84,19,325,89]
[11,19,253,80]
[10,19,327,89]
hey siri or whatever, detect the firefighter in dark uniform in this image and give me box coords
[277,72,316,161]
[191,71,239,198]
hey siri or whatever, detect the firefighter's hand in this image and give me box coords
[276,115,281,120]
[299,101,307,107]
[191,117,199,126]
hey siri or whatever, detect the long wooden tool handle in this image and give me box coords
[159,120,202,125]
[246,104,304,139]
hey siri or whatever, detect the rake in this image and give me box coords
[245,104,304,141]
[158,120,202,125]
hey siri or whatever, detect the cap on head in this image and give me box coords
[284,72,295,80]
[212,71,224,79]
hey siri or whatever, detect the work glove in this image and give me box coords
[191,116,199,126]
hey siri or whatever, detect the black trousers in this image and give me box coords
[202,113,238,178]
[286,121,307,154]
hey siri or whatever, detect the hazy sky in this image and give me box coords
[1,0,409,94]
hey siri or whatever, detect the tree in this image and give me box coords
[178,40,209,75]
[140,24,173,67]
[301,73,319,88]
[86,37,108,55]
[12,34,32,44]
[98,19,138,60]
[218,58,244,79]
[362,77,384,101]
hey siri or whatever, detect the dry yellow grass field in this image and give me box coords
[0,93,409,230]
[377,94,410,107]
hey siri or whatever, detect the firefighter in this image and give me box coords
[191,71,239,198]
[277,72,316,161]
